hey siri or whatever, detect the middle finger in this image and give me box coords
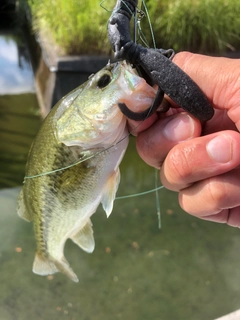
[161,130,240,191]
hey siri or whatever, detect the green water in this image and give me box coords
[1,31,240,320]
[1,140,240,320]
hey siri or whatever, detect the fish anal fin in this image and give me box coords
[101,168,120,217]
[71,219,95,253]
[33,252,79,283]
[17,188,32,222]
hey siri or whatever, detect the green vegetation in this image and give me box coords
[145,0,240,53]
[27,0,240,55]
[28,0,115,55]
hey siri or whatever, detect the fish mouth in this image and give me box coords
[117,61,157,114]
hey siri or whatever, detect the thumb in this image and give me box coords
[173,52,240,129]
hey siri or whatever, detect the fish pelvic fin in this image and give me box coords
[71,219,95,253]
[17,188,32,222]
[101,168,120,218]
[33,252,79,283]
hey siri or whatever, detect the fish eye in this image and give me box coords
[97,73,112,89]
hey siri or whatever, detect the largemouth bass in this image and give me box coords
[17,61,156,282]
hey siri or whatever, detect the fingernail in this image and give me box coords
[163,113,194,141]
[207,135,232,163]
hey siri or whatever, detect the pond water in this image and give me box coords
[0,29,240,320]
[0,30,41,188]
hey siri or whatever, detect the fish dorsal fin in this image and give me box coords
[17,188,32,222]
[101,168,120,218]
[71,219,95,253]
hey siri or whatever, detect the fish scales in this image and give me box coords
[17,61,156,282]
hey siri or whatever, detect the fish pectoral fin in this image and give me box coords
[33,252,79,283]
[17,188,32,222]
[71,219,95,253]
[101,168,120,218]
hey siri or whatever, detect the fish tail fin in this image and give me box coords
[33,252,58,276]
[33,252,79,283]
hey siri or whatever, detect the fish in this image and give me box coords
[17,61,156,282]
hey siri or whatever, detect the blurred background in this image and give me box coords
[0,1,240,319]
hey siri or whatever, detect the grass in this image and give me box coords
[27,0,115,55]
[144,0,240,53]
[26,0,240,55]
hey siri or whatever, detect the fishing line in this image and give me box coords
[141,0,156,49]
[135,1,162,227]
[23,118,149,180]
[24,152,101,180]
[100,0,135,16]
[140,0,162,228]
[155,168,161,229]
[116,185,164,199]
[99,0,110,12]
[136,10,148,47]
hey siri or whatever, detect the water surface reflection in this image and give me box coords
[0,32,41,188]
[0,34,35,94]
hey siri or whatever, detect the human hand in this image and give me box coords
[128,52,240,227]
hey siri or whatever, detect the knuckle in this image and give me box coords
[207,178,228,207]
[167,146,194,184]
